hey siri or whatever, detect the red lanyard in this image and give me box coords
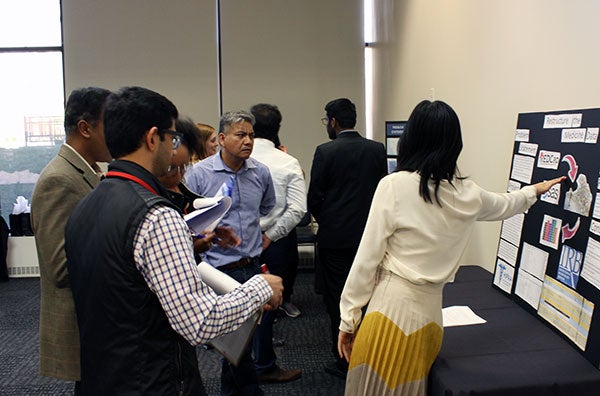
[105,171,158,195]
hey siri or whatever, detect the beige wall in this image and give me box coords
[62,0,220,123]
[372,0,600,270]
[219,0,364,173]
[61,0,600,271]
[61,0,364,175]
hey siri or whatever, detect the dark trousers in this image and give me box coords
[220,261,264,396]
[250,230,300,374]
[260,229,299,302]
[318,246,358,365]
[251,307,276,375]
[74,380,81,396]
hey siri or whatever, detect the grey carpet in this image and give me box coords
[0,271,346,395]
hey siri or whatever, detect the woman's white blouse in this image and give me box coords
[339,171,537,333]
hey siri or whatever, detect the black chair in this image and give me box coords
[296,211,316,260]
[295,211,322,293]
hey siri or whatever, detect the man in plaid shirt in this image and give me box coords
[65,86,283,396]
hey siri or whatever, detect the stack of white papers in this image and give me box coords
[184,196,232,235]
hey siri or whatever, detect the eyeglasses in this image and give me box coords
[321,117,329,126]
[167,163,191,175]
[161,130,183,149]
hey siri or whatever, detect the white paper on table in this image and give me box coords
[442,306,487,327]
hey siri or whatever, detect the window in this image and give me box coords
[0,0,64,224]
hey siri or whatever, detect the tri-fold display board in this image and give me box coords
[493,107,600,368]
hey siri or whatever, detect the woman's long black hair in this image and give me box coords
[395,100,463,205]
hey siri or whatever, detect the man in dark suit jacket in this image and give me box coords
[308,98,387,378]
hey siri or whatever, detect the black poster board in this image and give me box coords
[385,121,406,173]
[493,108,600,368]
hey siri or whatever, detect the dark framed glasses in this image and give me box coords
[161,130,183,149]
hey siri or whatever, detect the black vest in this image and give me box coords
[66,160,205,396]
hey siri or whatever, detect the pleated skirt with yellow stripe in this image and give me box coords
[345,268,444,396]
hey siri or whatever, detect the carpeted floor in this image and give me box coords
[0,271,346,396]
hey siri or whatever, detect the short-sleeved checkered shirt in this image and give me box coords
[132,204,272,345]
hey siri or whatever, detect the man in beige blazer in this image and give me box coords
[31,87,111,393]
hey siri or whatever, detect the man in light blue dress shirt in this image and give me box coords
[186,111,275,268]
[185,110,277,395]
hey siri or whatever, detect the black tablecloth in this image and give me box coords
[428,265,600,396]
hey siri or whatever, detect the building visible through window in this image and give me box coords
[0,0,64,223]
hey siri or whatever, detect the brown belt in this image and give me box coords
[219,257,258,271]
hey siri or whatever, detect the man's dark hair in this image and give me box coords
[64,87,112,136]
[325,98,357,129]
[104,86,178,159]
[396,100,463,205]
[175,116,200,155]
[250,103,282,146]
